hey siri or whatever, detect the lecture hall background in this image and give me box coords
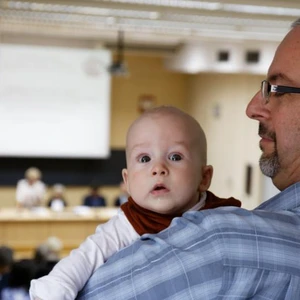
[0,0,293,258]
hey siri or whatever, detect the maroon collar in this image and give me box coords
[121,191,241,236]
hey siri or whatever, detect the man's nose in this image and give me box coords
[246,90,269,121]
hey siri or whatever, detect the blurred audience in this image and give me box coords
[0,239,63,300]
[1,259,36,300]
[16,167,46,209]
[114,181,129,206]
[0,246,14,299]
[33,237,62,278]
[47,184,67,211]
[82,186,106,207]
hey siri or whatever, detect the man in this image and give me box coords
[77,19,300,299]
[16,167,46,208]
[82,186,106,207]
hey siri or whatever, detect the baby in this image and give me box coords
[30,106,240,300]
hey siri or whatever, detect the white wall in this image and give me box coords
[187,73,265,209]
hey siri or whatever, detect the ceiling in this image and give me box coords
[0,0,299,53]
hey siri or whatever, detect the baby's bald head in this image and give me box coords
[126,106,208,166]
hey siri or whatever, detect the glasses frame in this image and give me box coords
[261,80,300,104]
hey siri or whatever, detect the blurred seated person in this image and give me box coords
[33,237,63,278]
[0,246,14,299]
[82,186,106,207]
[16,167,46,209]
[47,184,67,211]
[1,259,37,300]
[114,181,129,206]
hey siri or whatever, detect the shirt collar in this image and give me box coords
[189,191,207,211]
[255,182,300,212]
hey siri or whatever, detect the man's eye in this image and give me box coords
[169,154,182,161]
[139,155,151,163]
[274,92,285,97]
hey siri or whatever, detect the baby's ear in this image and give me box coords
[199,165,213,192]
[121,168,129,191]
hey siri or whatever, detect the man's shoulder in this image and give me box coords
[155,206,300,254]
[34,180,45,188]
[77,206,300,300]
[182,205,300,232]
[17,178,27,185]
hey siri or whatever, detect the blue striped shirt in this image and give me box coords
[77,182,300,299]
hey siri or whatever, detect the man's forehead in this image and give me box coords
[268,27,300,83]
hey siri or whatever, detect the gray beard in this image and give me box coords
[258,123,280,178]
[259,151,280,178]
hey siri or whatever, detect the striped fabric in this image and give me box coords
[77,183,300,300]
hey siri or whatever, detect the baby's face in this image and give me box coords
[122,112,209,215]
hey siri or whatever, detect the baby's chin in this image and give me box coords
[148,200,183,215]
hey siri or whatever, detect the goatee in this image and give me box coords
[258,123,280,178]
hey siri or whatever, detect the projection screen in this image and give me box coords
[0,44,111,158]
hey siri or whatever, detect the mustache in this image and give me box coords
[258,123,276,141]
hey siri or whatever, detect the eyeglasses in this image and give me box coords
[261,80,300,104]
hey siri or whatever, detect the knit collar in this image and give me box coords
[121,191,241,236]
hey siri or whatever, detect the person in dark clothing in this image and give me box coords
[82,186,106,207]
[0,246,14,300]
[1,259,37,300]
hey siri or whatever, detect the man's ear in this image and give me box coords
[122,168,129,192]
[199,165,213,192]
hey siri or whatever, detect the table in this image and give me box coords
[0,206,118,259]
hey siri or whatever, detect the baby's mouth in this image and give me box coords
[151,184,169,195]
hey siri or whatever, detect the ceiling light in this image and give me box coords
[223,4,300,16]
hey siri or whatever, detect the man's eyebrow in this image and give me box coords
[268,73,294,84]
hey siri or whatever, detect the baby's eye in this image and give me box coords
[169,154,182,161]
[139,155,151,163]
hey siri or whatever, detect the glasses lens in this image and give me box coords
[261,80,269,103]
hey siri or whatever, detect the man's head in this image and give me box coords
[89,185,99,196]
[52,184,65,198]
[122,106,213,215]
[246,18,300,191]
[25,167,42,185]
